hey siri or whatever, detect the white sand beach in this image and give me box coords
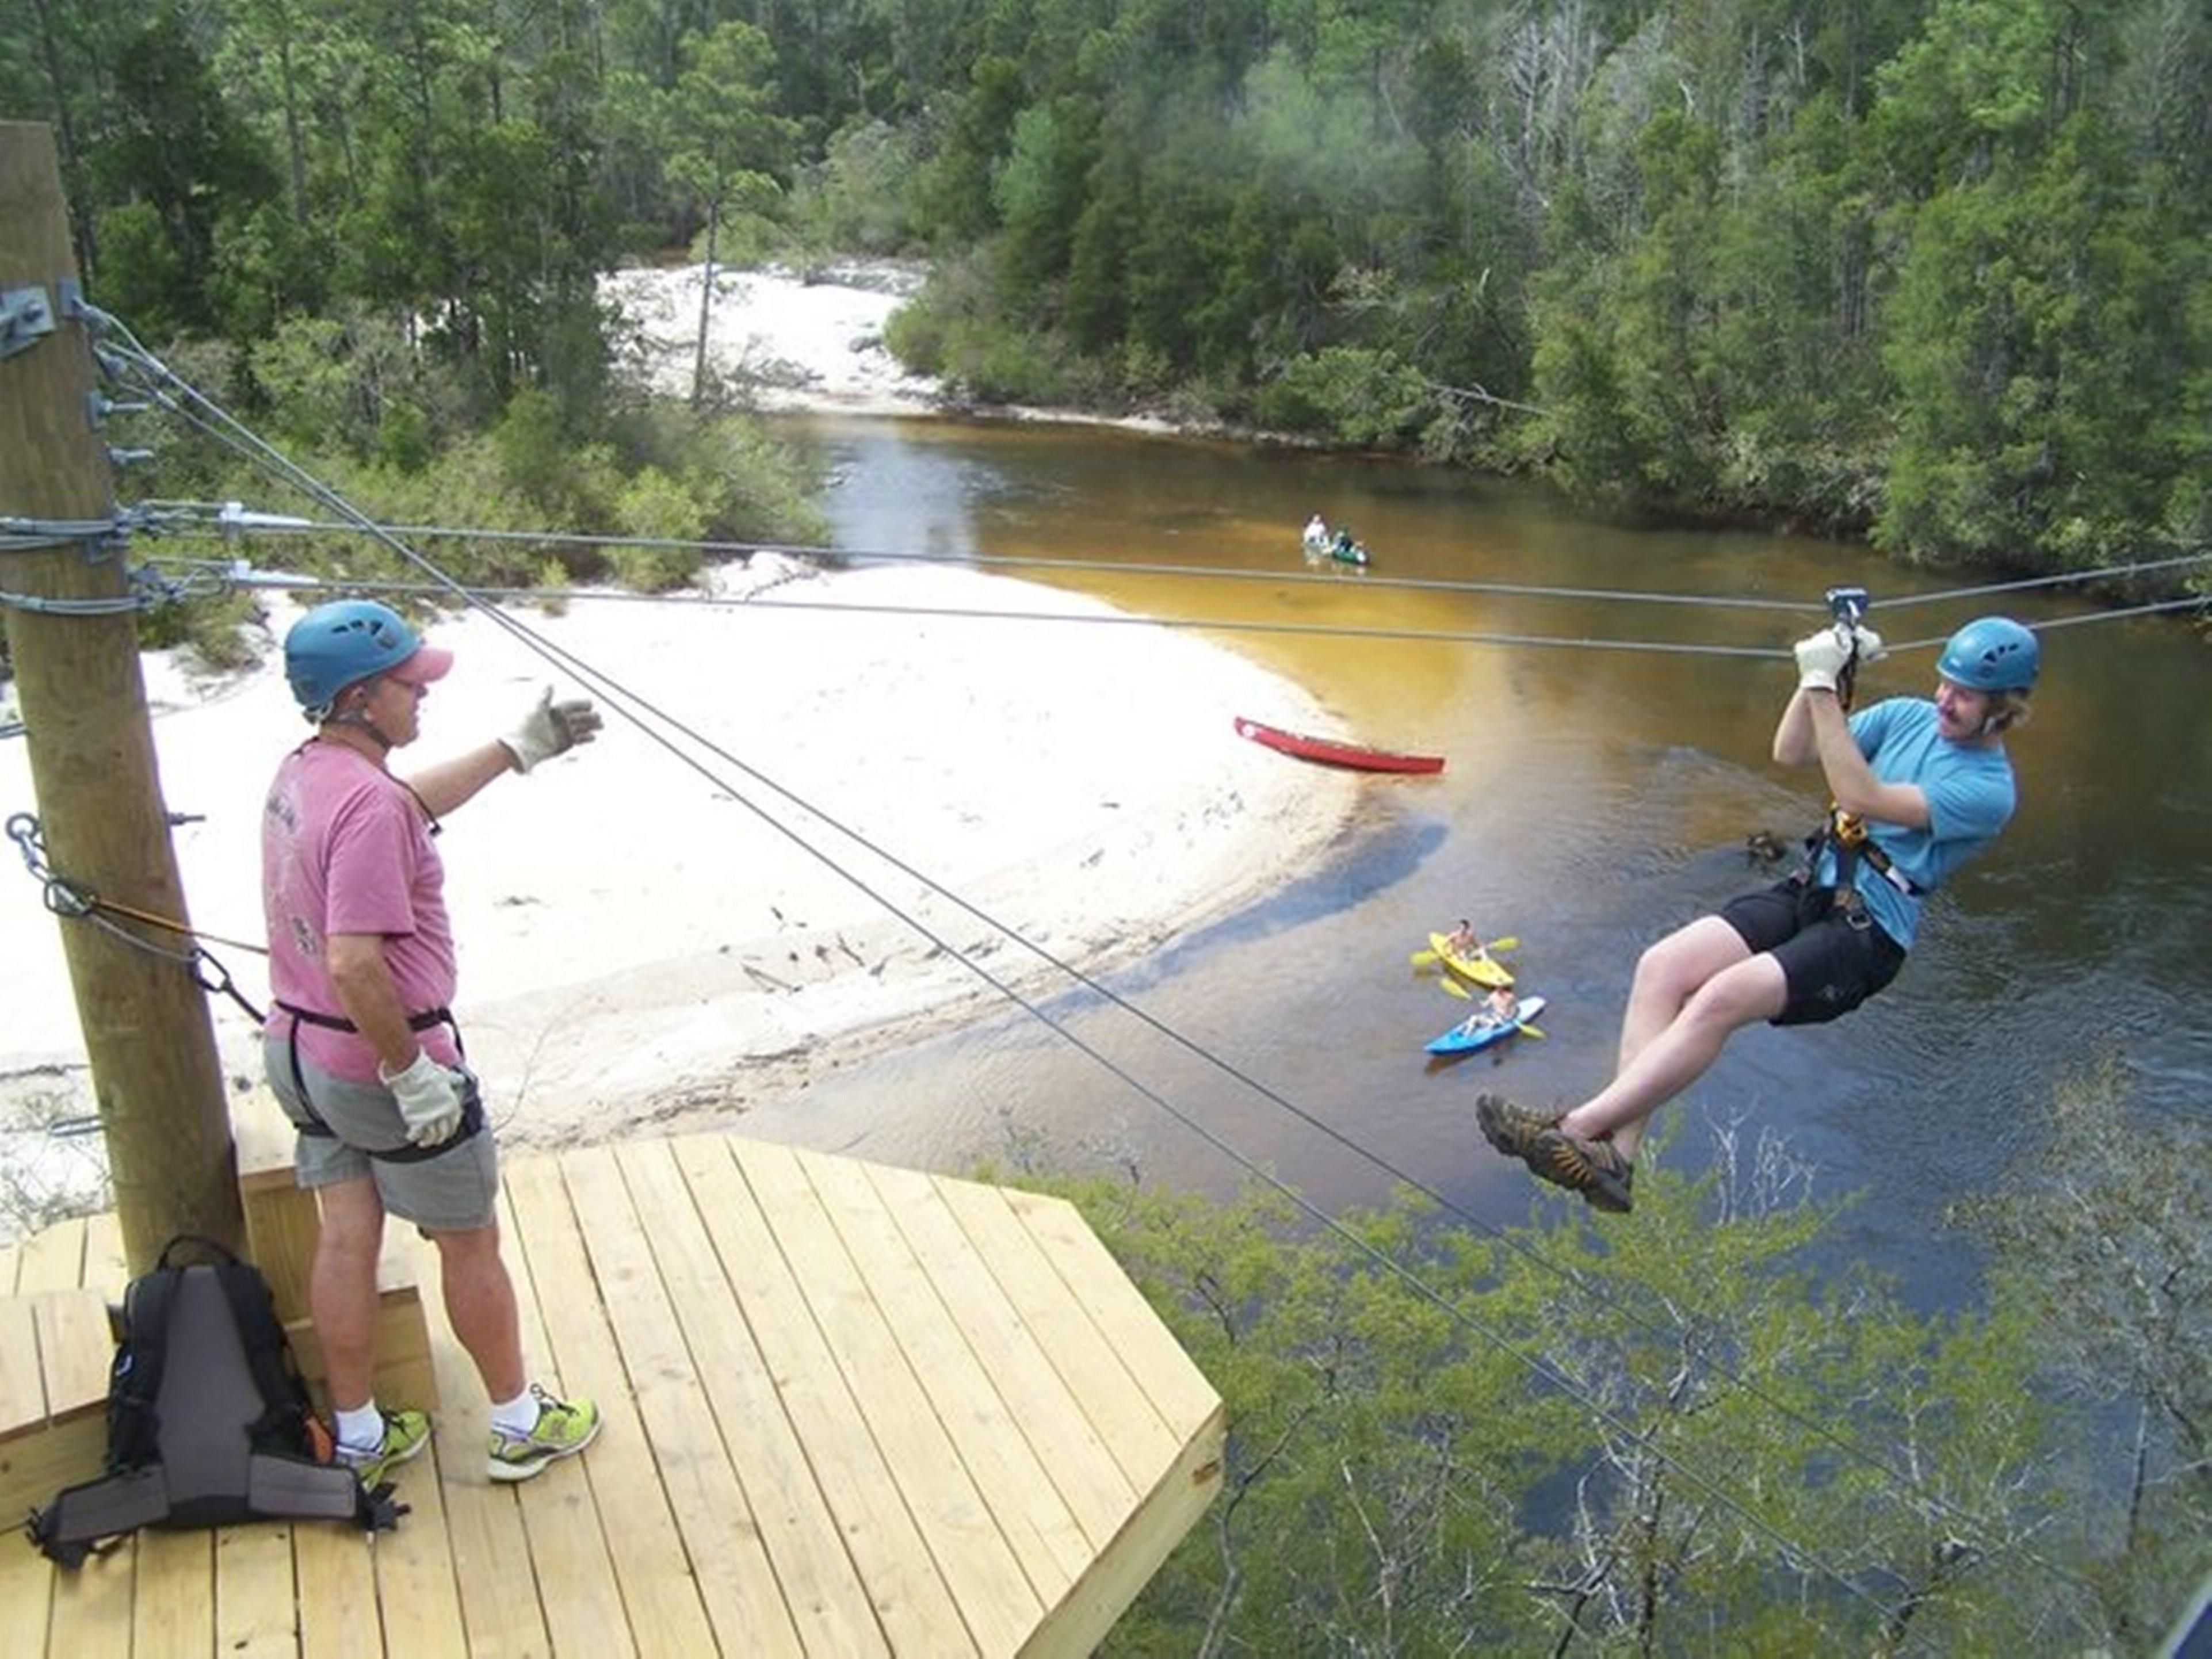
[0,266,1359,1232]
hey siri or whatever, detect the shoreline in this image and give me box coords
[1,556,1361,1237]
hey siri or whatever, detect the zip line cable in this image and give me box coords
[82,318,1939,1633]
[91,317,2095,1610]
[148,507,2212,620]
[132,553,2212,672]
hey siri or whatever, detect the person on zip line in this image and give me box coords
[261,599,608,1485]
[1475,614,2040,1215]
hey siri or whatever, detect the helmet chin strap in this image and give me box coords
[326,686,395,752]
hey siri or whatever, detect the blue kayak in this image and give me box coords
[1425,994,1546,1056]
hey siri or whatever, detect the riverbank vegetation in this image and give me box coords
[1038,1058,2207,1652]
[7,0,2206,591]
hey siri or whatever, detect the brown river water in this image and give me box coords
[742,414,2210,1310]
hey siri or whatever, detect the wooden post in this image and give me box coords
[0,121,243,1268]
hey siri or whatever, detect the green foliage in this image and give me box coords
[1957,1057,2212,1649]
[1027,1133,2102,1653]
[1252,346,1436,446]
[789,118,926,257]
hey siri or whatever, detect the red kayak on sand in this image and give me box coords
[1233,716,1445,775]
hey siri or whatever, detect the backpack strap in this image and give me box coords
[246,1454,407,1532]
[106,1268,179,1470]
[211,1260,316,1453]
[26,1465,171,1567]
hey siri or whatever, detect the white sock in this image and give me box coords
[488,1387,540,1435]
[335,1401,385,1454]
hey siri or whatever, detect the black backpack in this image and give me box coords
[26,1235,405,1566]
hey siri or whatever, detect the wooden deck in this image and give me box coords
[0,1132,1224,1656]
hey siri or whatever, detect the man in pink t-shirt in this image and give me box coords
[262,599,606,1487]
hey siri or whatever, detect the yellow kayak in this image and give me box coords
[1428,932,1515,989]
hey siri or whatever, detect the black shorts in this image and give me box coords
[1720,879,1907,1027]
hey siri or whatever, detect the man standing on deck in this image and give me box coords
[1474,616,2039,1215]
[262,598,605,1484]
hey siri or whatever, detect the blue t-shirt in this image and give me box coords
[1808,697,2016,949]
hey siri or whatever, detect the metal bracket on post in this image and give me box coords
[0,284,59,361]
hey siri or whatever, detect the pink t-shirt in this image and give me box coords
[261,741,461,1083]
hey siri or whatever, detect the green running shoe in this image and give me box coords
[487,1386,602,1483]
[337,1407,431,1488]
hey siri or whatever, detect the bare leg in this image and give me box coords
[430,1222,526,1404]
[1565,918,1786,1161]
[312,1178,385,1413]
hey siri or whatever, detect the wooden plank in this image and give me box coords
[1020,1404,1225,1659]
[39,1287,115,1410]
[0,1500,56,1659]
[499,1155,650,1658]
[739,1140,1039,1656]
[229,1085,299,1194]
[860,1161,1136,1552]
[933,1179,1179,1485]
[43,1542,136,1659]
[81,1211,126,1287]
[132,1527,216,1659]
[809,1151,1091,1599]
[293,1520,380,1659]
[16,1217,86,1294]
[565,1145,805,1657]
[621,1138,887,1658]
[0,1291,63,1659]
[672,1136,972,1656]
[405,1217,547,1659]
[0,1293,112,1523]
[213,1520,301,1657]
[1003,1188,1220,1438]
[22,1216,134,1659]
[0,1291,43,1433]
[16,1221,87,1301]
[365,1431,467,1659]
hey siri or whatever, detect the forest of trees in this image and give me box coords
[1042,1059,2207,1653]
[5,0,2208,583]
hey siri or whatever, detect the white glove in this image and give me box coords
[1851,624,1887,663]
[502,687,602,773]
[1793,625,1854,693]
[380,1049,465,1146]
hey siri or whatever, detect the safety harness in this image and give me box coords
[1795,806,1927,925]
[274,1001,486,1162]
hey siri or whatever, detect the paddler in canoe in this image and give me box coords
[1474,612,2039,1217]
[1430,920,1511,988]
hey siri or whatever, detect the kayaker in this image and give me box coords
[1445,919,1481,957]
[1475,616,2038,1215]
[1302,513,1329,553]
[1483,987,1519,1026]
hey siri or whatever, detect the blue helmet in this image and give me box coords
[284,600,448,716]
[1937,616,2039,692]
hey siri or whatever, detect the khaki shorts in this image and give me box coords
[262,1031,501,1233]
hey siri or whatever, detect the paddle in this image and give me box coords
[1438,977,1472,999]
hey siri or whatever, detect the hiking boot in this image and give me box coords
[1476,1094,1562,1160]
[1581,1160,1633,1214]
[1529,1129,1634,1214]
[336,1408,431,1488]
[487,1386,602,1484]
